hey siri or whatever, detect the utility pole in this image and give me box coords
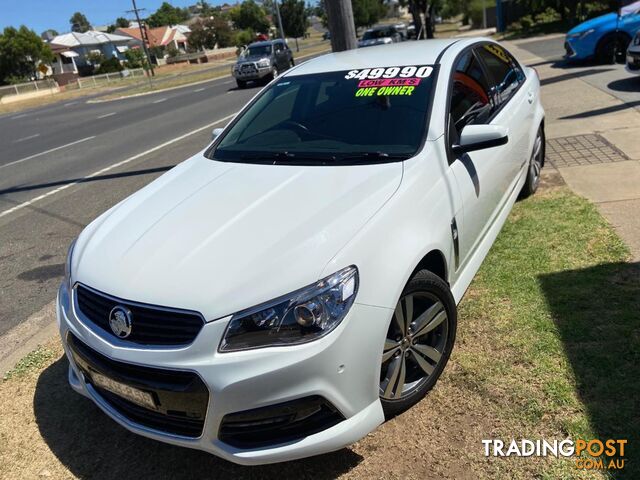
[324,0,357,51]
[273,0,285,40]
[127,0,155,83]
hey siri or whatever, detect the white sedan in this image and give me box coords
[57,38,544,465]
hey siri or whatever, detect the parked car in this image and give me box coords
[626,29,640,73]
[358,25,403,47]
[564,1,640,63]
[232,39,294,88]
[58,38,544,465]
[393,22,409,40]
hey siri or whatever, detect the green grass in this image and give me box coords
[454,187,637,478]
[3,346,56,380]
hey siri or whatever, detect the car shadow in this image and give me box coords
[537,261,640,473]
[33,357,363,479]
[607,76,640,92]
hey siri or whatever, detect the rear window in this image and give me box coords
[363,29,393,40]
[210,66,437,165]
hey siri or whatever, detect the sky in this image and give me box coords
[1,0,225,35]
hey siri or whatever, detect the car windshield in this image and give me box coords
[209,66,436,165]
[245,45,271,57]
[363,29,392,40]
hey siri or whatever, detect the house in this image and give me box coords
[48,30,138,81]
[116,25,190,64]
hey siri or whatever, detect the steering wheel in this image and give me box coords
[279,120,311,137]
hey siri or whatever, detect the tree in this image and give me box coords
[280,0,309,50]
[147,2,190,27]
[40,29,58,40]
[70,12,92,33]
[189,17,234,50]
[351,0,386,28]
[115,17,130,28]
[230,0,271,33]
[0,26,54,84]
[196,1,220,18]
[234,28,255,47]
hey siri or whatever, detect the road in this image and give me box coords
[0,70,267,338]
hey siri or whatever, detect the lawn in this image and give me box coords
[0,180,637,479]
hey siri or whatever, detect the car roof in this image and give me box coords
[286,39,460,76]
[249,40,282,47]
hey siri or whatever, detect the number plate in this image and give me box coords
[91,371,156,410]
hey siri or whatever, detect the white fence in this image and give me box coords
[71,68,147,90]
[0,79,58,100]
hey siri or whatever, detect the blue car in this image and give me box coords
[565,2,640,63]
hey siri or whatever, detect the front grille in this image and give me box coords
[68,333,209,438]
[240,63,257,73]
[75,284,204,346]
[564,41,575,57]
[219,396,345,448]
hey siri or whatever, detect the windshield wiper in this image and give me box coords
[237,151,338,164]
[338,151,410,163]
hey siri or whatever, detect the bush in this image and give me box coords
[166,44,179,58]
[519,14,534,31]
[86,51,105,65]
[124,48,146,68]
[77,64,95,77]
[95,56,123,74]
[535,7,561,24]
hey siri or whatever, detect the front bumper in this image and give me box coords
[232,64,272,81]
[563,37,593,60]
[56,283,388,465]
[626,50,640,74]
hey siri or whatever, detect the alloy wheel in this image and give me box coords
[530,132,543,189]
[380,292,449,400]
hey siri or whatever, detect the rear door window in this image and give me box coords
[475,44,525,106]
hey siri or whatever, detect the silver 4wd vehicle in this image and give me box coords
[232,39,295,88]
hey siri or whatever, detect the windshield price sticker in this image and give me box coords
[345,65,433,80]
[348,66,432,97]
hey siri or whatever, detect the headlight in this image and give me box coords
[567,28,595,40]
[64,239,77,291]
[256,58,271,68]
[219,266,358,352]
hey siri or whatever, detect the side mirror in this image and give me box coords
[452,125,508,155]
[211,128,224,141]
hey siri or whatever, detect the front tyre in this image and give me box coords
[380,270,457,419]
[236,79,247,89]
[520,126,545,198]
[596,33,630,64]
